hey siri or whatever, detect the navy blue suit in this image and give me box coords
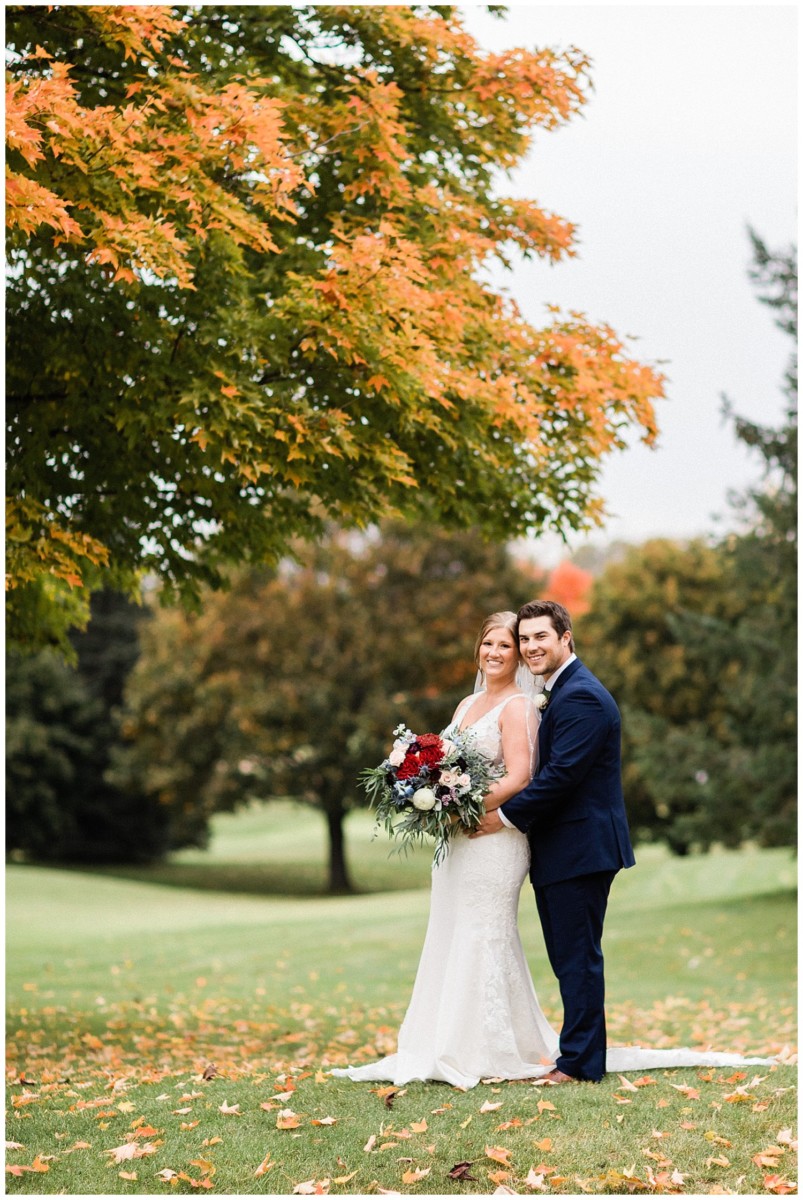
[501,657,635,1080]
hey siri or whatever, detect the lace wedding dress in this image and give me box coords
[332,693,774,1089]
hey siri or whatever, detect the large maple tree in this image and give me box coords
[6,5,664,650]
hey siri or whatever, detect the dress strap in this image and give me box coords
[453,692,482,722]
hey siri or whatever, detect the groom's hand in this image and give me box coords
[470,810,504,838]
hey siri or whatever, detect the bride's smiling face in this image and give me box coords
[479,626,519,685]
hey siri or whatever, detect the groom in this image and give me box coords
[472,599,635,1084]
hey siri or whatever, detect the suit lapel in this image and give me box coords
[549,657,583,696]
[536,659,583,771]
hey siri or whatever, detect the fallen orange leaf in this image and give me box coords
[255,1152,276,1177]
[485,1145,513,1166]
[764,1176,797,1195]
[401,1167,430,1184]
[487,1168,512,1185]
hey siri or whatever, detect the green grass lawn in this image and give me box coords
[5,804,797,1195]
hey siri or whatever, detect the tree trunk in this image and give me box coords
[325,806,353,894]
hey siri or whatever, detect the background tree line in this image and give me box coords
[7,232,795,888]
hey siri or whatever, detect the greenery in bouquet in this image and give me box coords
[360,724,501,863]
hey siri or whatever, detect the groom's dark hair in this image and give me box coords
[517,600,575,653]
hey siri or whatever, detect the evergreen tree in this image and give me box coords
[578,235,796,853]
[5,591,189,863]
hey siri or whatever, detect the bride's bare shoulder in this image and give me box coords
[450,692,479,722]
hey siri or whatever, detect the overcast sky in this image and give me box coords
[461,3,797,561]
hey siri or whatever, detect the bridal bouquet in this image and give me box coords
[360,724,501,864]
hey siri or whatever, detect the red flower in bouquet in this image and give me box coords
[396,734,444,779]
[413,734,444,769]
[396,754,423,780]
[416,733,443,752]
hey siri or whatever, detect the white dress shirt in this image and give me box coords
[498,653,577,829]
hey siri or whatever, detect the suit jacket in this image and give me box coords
[501,657,635,887]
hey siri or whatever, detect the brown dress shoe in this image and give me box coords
[535,1068,578,1086]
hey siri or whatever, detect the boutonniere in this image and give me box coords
[533,690,551,712]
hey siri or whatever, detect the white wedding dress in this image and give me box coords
[332,692,774,1089]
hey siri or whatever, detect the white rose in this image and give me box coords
[388,747,406,767]
[533,692,548,710]
[412,787,437,811]
[440,738,457,757]
[457,773,471,790]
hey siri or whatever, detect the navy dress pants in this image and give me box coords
[534,870,616,1082]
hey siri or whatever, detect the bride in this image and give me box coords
[332,611,773,1089]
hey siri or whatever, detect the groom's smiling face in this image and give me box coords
[518,616,572,680]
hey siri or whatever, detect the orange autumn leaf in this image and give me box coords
[255,1152,276,1177]
[401,1166,430,1184]
[753,1148,785,1169]
[485,1145,513,1166]
[189,1158,216,1177]
[5,1156,50,1175]
[763,1175,797,1195]
[276,1108,303,1129]
[104,1142,158,1165]
[487,1169,512,1185]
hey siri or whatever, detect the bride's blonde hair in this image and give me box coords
[473,611,518,670]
